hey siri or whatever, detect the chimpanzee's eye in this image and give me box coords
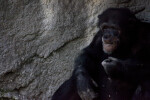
[101,26,109,31]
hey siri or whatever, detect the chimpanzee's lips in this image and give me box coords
[102,37,120,54]
[103,43,118,54]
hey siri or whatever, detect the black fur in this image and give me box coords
[52,8,150,100]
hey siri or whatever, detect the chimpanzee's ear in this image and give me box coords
[129,17,138,28]
[98,14,101,19]
[129,17,136,23]
[97,15,102,27]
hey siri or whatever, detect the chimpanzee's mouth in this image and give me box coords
[102,42,119,54]
[102,37,120,54]
[102,37,119,54]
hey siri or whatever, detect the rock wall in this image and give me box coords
[0,0,150,99]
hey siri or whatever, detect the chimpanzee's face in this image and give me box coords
[98,8,137,54]
[101,23,121,54]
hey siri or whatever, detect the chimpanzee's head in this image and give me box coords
[98,8,138,54]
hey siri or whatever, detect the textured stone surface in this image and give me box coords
[0,0,150,99]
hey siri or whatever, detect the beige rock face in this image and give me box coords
[0,0,150,99]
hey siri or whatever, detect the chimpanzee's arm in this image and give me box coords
[52,48,101,100]
[72,49,101,100]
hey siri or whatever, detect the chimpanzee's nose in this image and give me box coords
[103,33,111,39]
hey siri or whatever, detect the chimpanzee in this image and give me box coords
[52,8,150,100]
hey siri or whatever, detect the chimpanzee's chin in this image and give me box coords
[104,50,113,55]
[103,43,118,55]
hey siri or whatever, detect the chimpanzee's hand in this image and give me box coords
[101,57,125,79]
